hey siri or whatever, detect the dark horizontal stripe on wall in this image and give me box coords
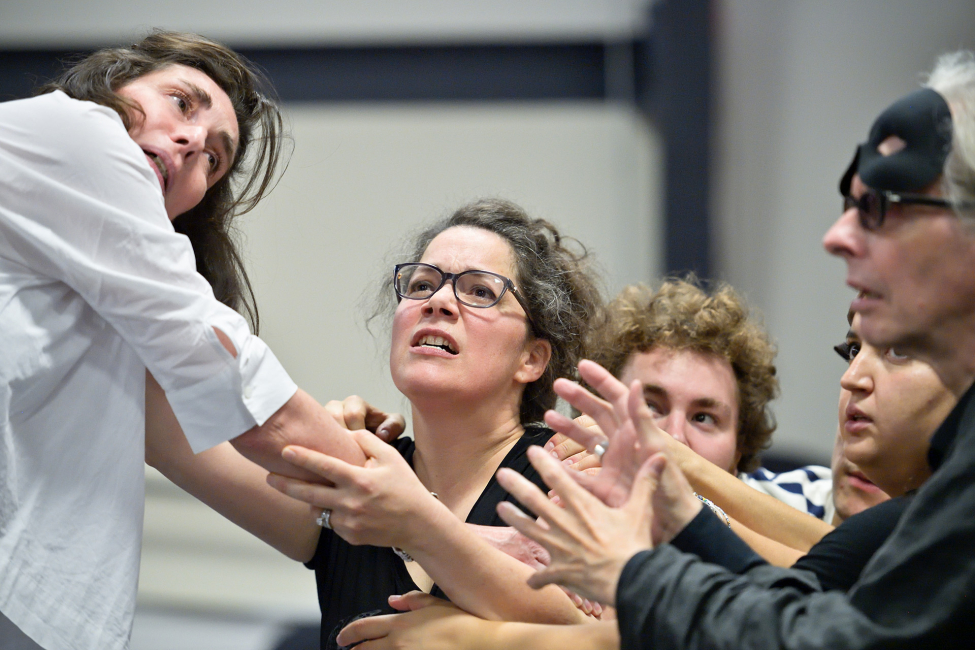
[0,43,634,103]
[0,0,708,281]
[246,44,608,103]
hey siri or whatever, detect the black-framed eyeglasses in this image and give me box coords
[393,262,537,332]
[833,340,861,363]
[843,188,973,231]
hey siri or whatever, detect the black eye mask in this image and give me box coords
[839,87,953,196]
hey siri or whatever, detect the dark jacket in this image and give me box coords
[616,382,975,650]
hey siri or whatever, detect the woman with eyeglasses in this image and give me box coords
[321,307,956,650]
[149,198,604,646]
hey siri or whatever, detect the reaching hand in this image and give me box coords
[466,524,551,571]
[495,445,662,605]
[544,415,604,472]
[544,360,672,507]
[324,395,406,442]
[336,592,476,650]
[266,431,445,550]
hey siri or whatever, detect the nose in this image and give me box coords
[839,349,874,395]
[421,280,459,319]
[172,124,207,158]
[823,207,864,258]
[660,413,689,447]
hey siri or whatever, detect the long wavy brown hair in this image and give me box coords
[39,30,286,331]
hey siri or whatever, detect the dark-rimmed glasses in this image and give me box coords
[833,340,861,363]
[393,262,537,332]
[843,188,973,231]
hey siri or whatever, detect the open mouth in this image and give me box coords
[144,151,169,190]
[415,334,458,355]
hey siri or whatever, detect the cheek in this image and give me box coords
[689,430,738,473]
[838,388,850,422]
[166,172,209,219]
[389,306,415,357]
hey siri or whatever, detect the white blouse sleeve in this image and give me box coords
[0,92,296,452]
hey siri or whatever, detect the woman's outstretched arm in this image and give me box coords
[336,593,617,650]
[146,371,321,562]
[547,419,834,553]
[268,432,588,625]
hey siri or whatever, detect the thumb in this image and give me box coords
[626,452,666,512]
[389,591,445,612]
[351,428,396,460]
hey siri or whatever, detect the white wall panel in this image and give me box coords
[0,0,653,47]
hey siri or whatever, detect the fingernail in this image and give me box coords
[281,447,295,460]
[562,457,574,466]
[544,441,555,452]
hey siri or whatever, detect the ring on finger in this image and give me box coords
[593,440,609,460]
[316,508,333,530]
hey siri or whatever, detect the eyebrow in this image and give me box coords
[643,384,733,415]
[182,79,238,165]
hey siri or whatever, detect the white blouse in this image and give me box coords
[0,91,297,650]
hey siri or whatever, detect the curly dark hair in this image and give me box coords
[373,199,604,425]
[588,278,778,472]
[38,30,285,330]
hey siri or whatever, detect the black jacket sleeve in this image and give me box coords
[614,412,975,650]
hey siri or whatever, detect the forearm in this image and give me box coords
[146,373,320,561]
[408,511,586,624]
[673,444,832,551]
[729,518,807,567]
[231,389,367,480]
[486,619,618,650]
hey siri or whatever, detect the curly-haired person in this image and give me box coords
[550,278,835,561]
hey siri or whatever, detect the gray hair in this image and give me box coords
[372,199,604,425]
[926,51,975,219]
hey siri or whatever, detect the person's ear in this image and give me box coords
[515,338,552,384]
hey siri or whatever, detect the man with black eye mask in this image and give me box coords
[474,50,975,650]
[598,50,975,650]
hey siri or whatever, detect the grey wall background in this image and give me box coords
[715,0,975,460]
[4,0,975,631]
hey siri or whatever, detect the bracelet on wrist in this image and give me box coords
[694,493,731,528]
[392,491,439,563]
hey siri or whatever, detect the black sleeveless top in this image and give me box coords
[305,426,553,649]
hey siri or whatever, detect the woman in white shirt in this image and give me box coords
[0,31,356,650]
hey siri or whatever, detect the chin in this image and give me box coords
[856,314,899,349]
[859,308,931,355]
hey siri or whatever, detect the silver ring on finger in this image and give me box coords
[316,508,333,530]
[593,440,609,460]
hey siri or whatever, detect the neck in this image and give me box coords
[410,398,526,519]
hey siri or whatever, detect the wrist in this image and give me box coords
[396,490,449,558]
[658,497,703,545]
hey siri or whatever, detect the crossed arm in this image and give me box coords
[267,436,588,624]
[146,373,585,624]
[337,593,617,650]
